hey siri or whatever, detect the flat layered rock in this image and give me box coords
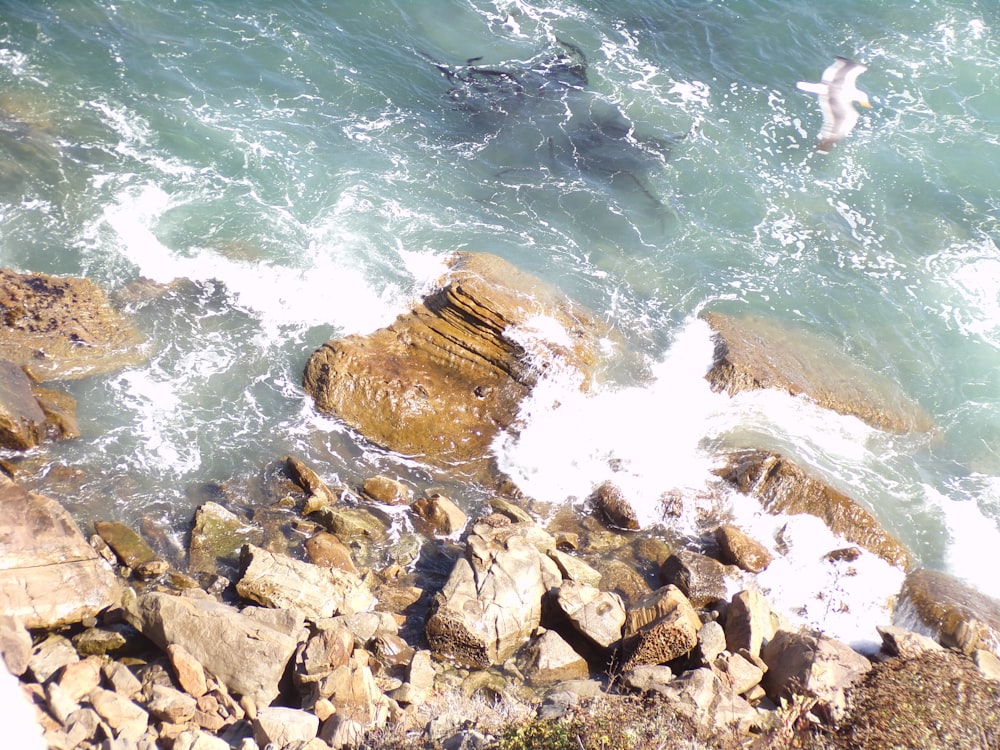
[0,476,120,629]
[303,252,606,467]
[702,311,932,433]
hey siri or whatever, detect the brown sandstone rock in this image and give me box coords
[621,585,702,670]
[0,359,46,449]
[522,629,589,685]
[302,252,606,468]
[285,455,340,513]
[702,311,932,433]
[187,501,263,576]
[592,481,640,530]
[554,580,626,650]
[253,706,320,748]
[659,549,730,608]
[411,493,468,536]
[362,475,411,505]
[0,476,120,629]
[304,532,359,575]
[167,643,208,698]
[724,589,777,659]
[94,520,158,570]
[713,524,772,573]
[718,449,912,569]
[0,268,146,381]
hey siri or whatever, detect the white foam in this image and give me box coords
[924,481,1000,600]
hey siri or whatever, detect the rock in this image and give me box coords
[285,455,340,513]
[304,532,359,575]
[147,684,198,723]
[0,268,146,381]
[761,629,871,720]
[425,514,562,668]
[896,568,1000,658]
[974,649,1000,682]
[253,707,319,748]
[553,580,626,650]
[28,633,79,683]
[314,652,390,740]
[54,655,102,702]
[30,383,80,441]
[702,311,932,433]
[621,664,675,693]
[302,252,606,468]
[659,549,730,608]
[649,666,759,736]
[362,475,411,505]
[0,359,46,449]
[0,613,32,675]
[713,525,772,573]
[90,687,150,743]
[717,449,912,569]
[187,502,263,576]
[0,476,120,629]
[621,586,702,670]
[724,589,777,659]
[411,493,468,536]
[172,729,231,750]
[125,591,301,706]
[236,544,374,620]
[592,481,639,530]
[399,649,435,706]
[696,620,727,665]
[875,625,943,659]
[312,506,387,541]
[546,548,602,587]
[94,521,158,569]
[521,629,589,685]
[167,643,208,698]
[103,661,142,700]
[713,651,765,695]
[72,625,129,657]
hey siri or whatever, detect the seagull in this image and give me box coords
[796,57,871,153]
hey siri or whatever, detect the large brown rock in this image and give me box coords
[302,252,606,467]
[0,268,145,381]
[0,359,46,449]
[425,514,563,668]
[703,312,932,433]
[718,449,912,569]
[896,568,1000,659]
[620,585,702,670]
[0,475,120,629]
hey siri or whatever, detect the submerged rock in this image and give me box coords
[702,311,932,433]
[303,252,606,469]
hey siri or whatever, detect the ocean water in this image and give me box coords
[1,0,999,648]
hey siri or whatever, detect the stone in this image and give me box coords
[702,311,933,433]
[93,521,157,569]
[125,591,301,707]
[55,655,102,702]
[621,586,702,670]
[302,252,607,470]
[592,481,639,530]
[253,707,319,748]
[553,580,626,649]
[312,506,387,541]
[522,629,589,685]
[896,568,1000,659]
[294,623,354,687]
[0,613,32,675]
[28,633,79,683]
[102,661,142,699]
[0,477,120,629]
[650,666,759,735]
[761,629,871,720]
[285,455,339,513]
[314,653,390,736]
[172,729,230,750]
[236,544,374,620]
[362,475,411,505]
[0,359,46,450]
[713,651,765,695]
[717,450,912,569]
[187,501,263,576]
[659,549,730,608]
[425,515,562,667]
[90,687,149,743]
[63,707,103,749]
[405,649,436,705]
[304,532,359,576]
[546,548,602,587]
[876,625,943,659]
[713,525,772,573]
[147,684,198,723]
[72,626,129,657]
[45,681,81,725]
[30,384,80,441]
[167,643,208,698]
[411,493,468,536]
[621,664,675,693]
[696,620,727,665]
[724,589,777,659]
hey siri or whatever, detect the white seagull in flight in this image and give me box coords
[796,57,871,153]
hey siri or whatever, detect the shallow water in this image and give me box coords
[1,0,999,646]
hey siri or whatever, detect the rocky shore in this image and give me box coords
[3,258,1000,749]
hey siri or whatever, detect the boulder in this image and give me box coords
[713,525,772,573]
[649,667,759,736]
[553,580,626,649]
[31,384,79,441]
[236,544,374,620]
[425,514,562,668]
[411,493,468,536]
[702,311,932,433]
[302,252,606,468]
[761,629,871,720]
[895,568,1000,658]
[304,532,359,576]
[620,586,702,670]
[659,549,730,608]
[875,625,943,659]
[0,476,120,629]
[521,629,589,685]
[592,481,639,531]
[125,591,301,706]
[167,643,208,698]
[0,359,46,449]
[362,475,412,505]
[724,589,777,659]
[0,268,145,381]
[294,622,354,689]
[285,455,340,513]
[187,501,263,576]
[314,651,391,743]
[718,449,912,569]
[94,520,158,569]
[253,707,320,748]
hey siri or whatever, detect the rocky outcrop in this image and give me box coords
[0,476,120,629]
[0,359,80,450]
[620,585,702,670]
[702,311,932,433]
[0,268,145,381]
[302,252,606,467]
[718,449,912,569]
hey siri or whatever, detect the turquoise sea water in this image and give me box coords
[1,0,999,644]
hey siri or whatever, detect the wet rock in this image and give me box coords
[896,568,1000,658]
[876,625,943,659]
[724,589,777,660]
[304,532,359,576]
[702,311,933,433]
[30,383,80,441]
[412,493,468,536]
[125,591,301,706]
[312,505,388,541]
[303,252,606,469]
[425,514,562,668]
[253,707,319,748]
[713,525,772,573]
[717,449,912,569]
[0,476,120,629]
[659,549,730,608]
[0,268,146,381]
[521,629,589,685]
[621,585,702,670]
[94,520,158,570]
[592,480,639,530]
[236,544,374,620]
[546,548,602,587]
[285,455,339,514]
[362,475,412,505]
[188,502,263,576]
[553,580,626,650]
[761,629,871,720]
[0,359,46,449]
